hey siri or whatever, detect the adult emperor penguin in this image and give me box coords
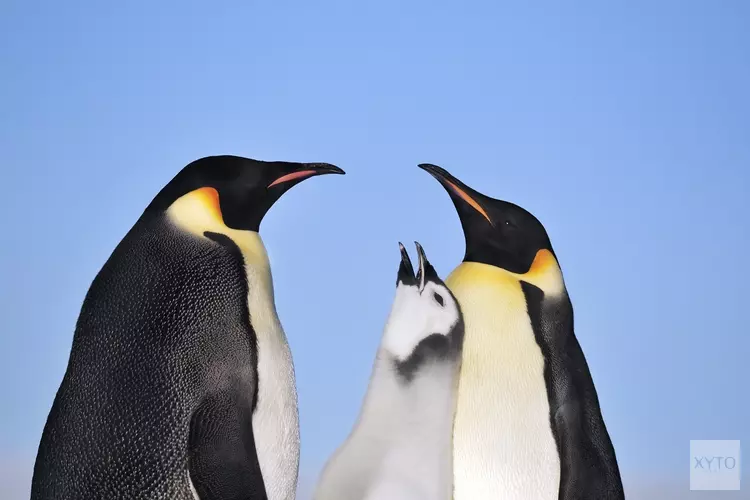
[30,155,344,500]
[314,242,464,500]
[418,164,624,500]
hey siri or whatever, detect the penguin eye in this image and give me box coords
[433,292,445,307]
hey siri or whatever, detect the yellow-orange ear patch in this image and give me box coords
[192,186,224,223]
[444,179,493,226]
[518,249,565,296]
[526,249,556,277]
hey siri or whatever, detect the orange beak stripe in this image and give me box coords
[268,170,317,188]
[444,179,493,226]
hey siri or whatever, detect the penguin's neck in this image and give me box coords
[367,355,458,438]
[355,356,458,497]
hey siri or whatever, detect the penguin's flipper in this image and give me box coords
[553,335,625,500]
[521,282,625,500]
[188,388,268,500]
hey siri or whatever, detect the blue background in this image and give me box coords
[1,1,748,498]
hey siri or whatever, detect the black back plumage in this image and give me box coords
[522,283,624,499]
[31,214,266,500]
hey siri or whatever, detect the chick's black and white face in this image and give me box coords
[381,243,464,373]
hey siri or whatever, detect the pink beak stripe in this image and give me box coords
[267,170,317,188]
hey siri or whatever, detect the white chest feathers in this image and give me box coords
[244,250,300,500]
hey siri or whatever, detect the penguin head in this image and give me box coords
[383,242,464,380]
[148,155,345,232]
[419,163,553,275]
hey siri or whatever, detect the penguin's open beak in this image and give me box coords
[415,241,427,292]
[418,163,493,226]
[268,163,345,188]
[397,242,418,286]
[413,241,439,290]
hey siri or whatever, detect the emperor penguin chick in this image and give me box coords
[314,242,464,500]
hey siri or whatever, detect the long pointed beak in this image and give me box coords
[397,242,417,286]
[414,241,439,288]
[415,241,427,292]
[418,163,493,226]
[268,163,345,188]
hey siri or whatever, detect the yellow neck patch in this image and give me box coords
[446,249,565,298]
[165,187,270,270]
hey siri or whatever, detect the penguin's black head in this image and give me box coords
[148,155,344,232]
[419,163,553,274]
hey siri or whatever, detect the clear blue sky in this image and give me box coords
[1,1,748,498]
